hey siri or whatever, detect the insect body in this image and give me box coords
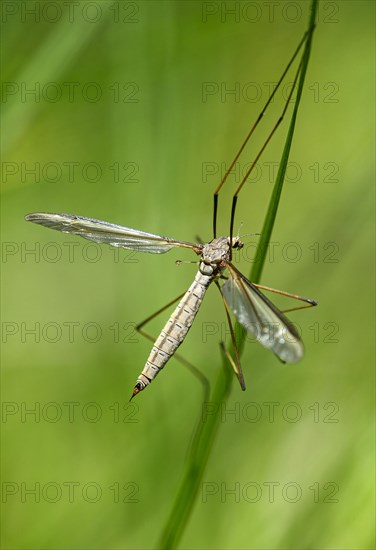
[25,28,317,398]
[134,236,241,396]
[25,213,315,397]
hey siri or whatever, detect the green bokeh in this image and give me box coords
[1,1,374,549]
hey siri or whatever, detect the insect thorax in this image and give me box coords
[199,236,243,276]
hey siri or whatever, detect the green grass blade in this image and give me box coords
[157,2,318,548]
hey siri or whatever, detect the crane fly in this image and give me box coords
[25,28,317,399]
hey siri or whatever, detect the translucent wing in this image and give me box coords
[222,264,303,363]
[25,213,201,254]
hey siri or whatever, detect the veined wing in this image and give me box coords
[25,213,202,254]
[222,263,303,363]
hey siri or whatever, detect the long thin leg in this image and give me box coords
[252,282,318,313]
[215,281,246,390]
[212,29,312,239]
[228,51,306,255]
[135,292,210,402]
[186,327,245,462]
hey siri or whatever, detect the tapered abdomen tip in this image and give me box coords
[129,387,140,401]
[129,380,146,401]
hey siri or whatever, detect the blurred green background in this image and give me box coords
[1,1,374,549]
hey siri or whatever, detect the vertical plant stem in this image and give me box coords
[157,2,318,548]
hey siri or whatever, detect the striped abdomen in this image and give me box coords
[133,270,213,395]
